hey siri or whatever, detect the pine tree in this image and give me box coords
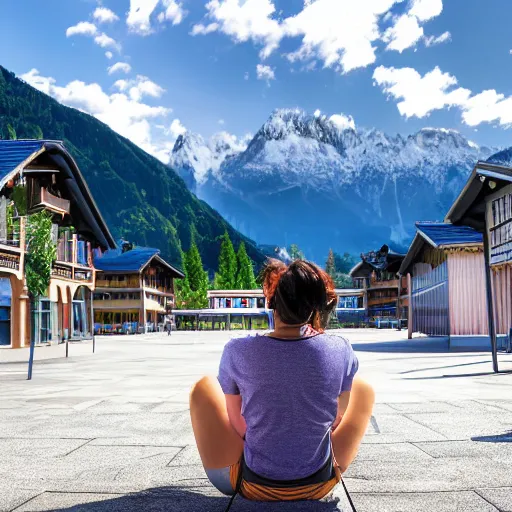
[216,231,237,289]
[174,250,192,309]
[289,244,305,260]
[184,242,208,308]
[236,242,257,290]
[325,248,336,279]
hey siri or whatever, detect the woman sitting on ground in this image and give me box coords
[190,259,375,503]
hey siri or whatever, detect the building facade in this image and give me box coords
[93,245,184,334]
[0,140,115,348]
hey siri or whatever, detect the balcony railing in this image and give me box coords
[96,278,141,289]
[56,236,90,267]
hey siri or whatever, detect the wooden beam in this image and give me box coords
[483,232,499,373]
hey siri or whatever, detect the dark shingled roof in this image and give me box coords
[94,247,184,278]
[0,140,45,183]
[416,222,483,247]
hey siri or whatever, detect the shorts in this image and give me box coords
[205,466,235,496]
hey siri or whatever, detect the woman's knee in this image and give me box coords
[190,375,219,405]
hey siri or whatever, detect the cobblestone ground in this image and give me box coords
[1,330,512,512]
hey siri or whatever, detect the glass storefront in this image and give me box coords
[31,298,53,345]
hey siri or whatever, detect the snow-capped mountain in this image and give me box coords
[170,108,498,262]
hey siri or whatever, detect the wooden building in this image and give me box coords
[446,161,512,371]
[0,140,115,348]
[93,245,184,334]
[350,245,407,328]
[399,222,487,343]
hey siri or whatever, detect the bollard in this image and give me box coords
[27,337,35,380]
[66,338,69,358]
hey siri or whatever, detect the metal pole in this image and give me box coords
[483,233,499,373]
[27,337,35,380]
[66,338,69,358]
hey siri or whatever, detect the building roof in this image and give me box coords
[445,161,512,231]
[0,139,115,250]
[350,244,405,277]
[94,246,184,278]
[399,222,483,275]
[416,222,483,247]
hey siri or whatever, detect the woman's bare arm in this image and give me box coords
[225,394,247,439]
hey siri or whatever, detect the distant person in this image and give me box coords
[165,319,172,336]
[190,259,374,506]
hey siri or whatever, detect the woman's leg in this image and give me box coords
[331,377,375,473]
[190,376,244,469]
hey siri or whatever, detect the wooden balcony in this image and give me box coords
[368,279,399,290]
[96,278,141,289]
[93,299,141,310]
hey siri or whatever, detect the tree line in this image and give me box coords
[174,231,258,309]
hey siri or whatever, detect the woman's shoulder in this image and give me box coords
[224,332,266,349]
[316,332,354,351]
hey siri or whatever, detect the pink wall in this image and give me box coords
[492,266,512,335]
[448,252,488,335]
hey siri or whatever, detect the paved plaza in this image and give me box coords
[1,330,512,512]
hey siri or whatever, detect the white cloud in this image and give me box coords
[190,23,219,36]
[168,118,187,139]
[409,0,443,22]
[192,0,283,59]
[218,119,225,125]
[462,90,512,127]
[424,31,451,47]
[66,21,98,37]
[383,14,423,53]
[105,51,113,59]
[127,0,185,34]
[127,0,160,34]
[256,64,275,82]
[373,65,470,119]
[158,0,186,25]
[20,68,171,160]
[112,75,165,101]
[107,62,132,75]
[329,113,356,130]
[94,33,121,51]
[314,109,321,117]
[93,7,119,24]
[244,71,249,80]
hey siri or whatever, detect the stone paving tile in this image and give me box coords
[166,445,201,467]
[351,491,499,512]
[0,489,43,512]
[14,492,127,512]
[414,440,512,460]
[355,442,432,461]
[387,402,462,414]
[476,488,512,511]
[0,438,89,458]
[88,437,185,447]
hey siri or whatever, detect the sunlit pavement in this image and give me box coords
[1,330,512,511]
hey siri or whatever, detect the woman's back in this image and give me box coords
[218,332,358,481]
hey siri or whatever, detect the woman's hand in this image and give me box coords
[225,394,247,440]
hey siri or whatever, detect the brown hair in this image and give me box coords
[261,258,336,331]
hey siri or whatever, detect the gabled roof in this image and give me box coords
[399,222,483,275]
[416,222,483,247]
[0,139,115,250]
[94,246,184,278]
[445,161,512,231]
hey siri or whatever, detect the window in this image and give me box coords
[31,298,53,344]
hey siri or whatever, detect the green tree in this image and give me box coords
[7,123,16,140]
[174,251,192,309]
[325,248,336,279]
[236,242,257,290]
[334,252,357,274]
[25,212,56,298]
[289,244,305,260]
[216,231,237,289]
[184,242,208,308]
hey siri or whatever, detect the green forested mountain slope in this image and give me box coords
[0,65,265,271]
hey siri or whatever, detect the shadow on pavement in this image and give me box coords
[472,431,512,443]
[351,337,449,354]
[52,487,345,512]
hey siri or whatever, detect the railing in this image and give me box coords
[0,251,20,272]
[52,264,73,280]
[96,278,141,288]
[93,299,141,309]
[56,236,90,266]
[368,279,399,289]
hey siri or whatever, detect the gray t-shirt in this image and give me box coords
[218,333,359,480]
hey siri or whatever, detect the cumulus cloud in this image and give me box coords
[191,0,283,59]
[105,51,113,59]
[373,65,470,118]
[168,118,187,139]
[113,75,165,101]
[371,64,512,128]
[329,113,356,131]
[94,33,121,51]
[383,14,423,53]
[20,68,171,160]
[409,0,443,22]
[66,21,98,37]
[218,119,225,125]
[127,0,185,34]
[107,62,132,75]
[93,7,119,24]
[424,31,451,47]
[256,64,275,82]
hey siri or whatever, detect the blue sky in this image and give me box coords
[1,0,512,160]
